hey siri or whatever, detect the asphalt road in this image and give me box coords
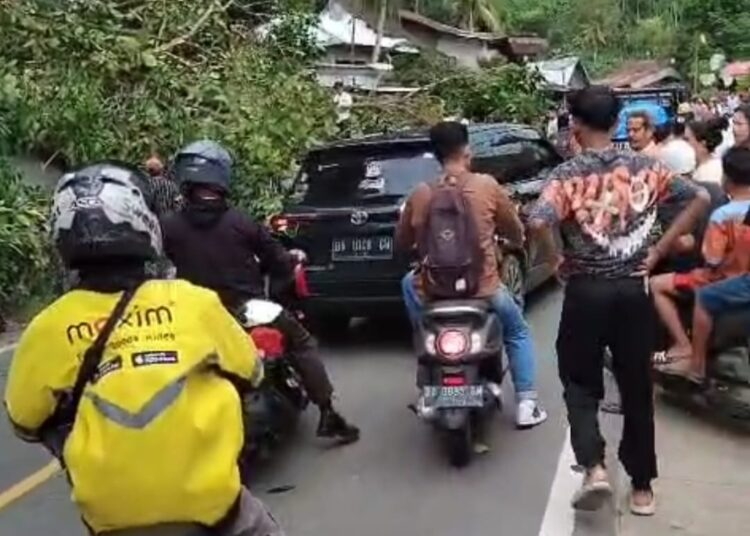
[0,284,619,536]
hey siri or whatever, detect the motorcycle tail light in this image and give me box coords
[436,329,469,359]
[442,375,466,387]
[249,327,285,360]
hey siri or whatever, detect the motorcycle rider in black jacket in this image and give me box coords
[161,140,359,444]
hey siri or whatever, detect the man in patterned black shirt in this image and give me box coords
[528,86,710,516]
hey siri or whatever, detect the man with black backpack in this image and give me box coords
[396,121,548,429]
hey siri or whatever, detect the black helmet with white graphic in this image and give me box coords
[173,140,233,193]
[51,162,162,267]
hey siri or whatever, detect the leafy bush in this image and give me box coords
[0,0,334,216]
[0,158,54,319]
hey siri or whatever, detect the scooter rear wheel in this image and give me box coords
[446,422,472,468]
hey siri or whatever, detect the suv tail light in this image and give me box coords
[249,327,285,360]
[294,264,310,298]
[269,215,297,235]
[436,329,469,359]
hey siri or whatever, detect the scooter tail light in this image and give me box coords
[249,327,286,360]
[442,375,466,386]
[436,329,469,359]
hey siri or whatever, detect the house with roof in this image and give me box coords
[528,56,590,93]
[398,10,547,70]
[259,2,417,91]
[596,60,682,89]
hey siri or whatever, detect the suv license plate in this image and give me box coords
[331,236,393,261]
[423,385,484,408]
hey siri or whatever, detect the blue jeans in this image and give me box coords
[401,272,538,400]
[697,274,750,316]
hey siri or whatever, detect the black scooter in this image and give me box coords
[654,299,750,420]
[412,300,505,467]
[237,299,310,467]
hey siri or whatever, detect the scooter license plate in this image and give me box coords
[423,385,484,408]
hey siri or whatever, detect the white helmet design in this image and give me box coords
[51,162,162,267]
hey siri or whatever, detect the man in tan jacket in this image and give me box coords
[397,121,547,428]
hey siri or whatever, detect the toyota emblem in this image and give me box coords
[351,210,369,226]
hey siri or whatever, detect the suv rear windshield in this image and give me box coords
[291,145,441,207]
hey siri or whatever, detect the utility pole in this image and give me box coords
[693,33,706,93]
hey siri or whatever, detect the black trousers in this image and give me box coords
[557,276,658,488]
[269,310,333,407]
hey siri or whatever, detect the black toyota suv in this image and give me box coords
[271,123,563,327]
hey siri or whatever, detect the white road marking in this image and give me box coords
[538,427,579,536]
[0,343,17,357]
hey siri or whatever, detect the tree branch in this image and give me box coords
[155,0,235,53]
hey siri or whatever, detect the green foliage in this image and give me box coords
[392,54,550,125]
[434,64,550,124]
[0,158,54,317]
[629,16,677,59]
[0,0,334,216]
[351,93,446,135]
[679,0,750,60]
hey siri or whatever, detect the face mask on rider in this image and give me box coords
[186,185,227,212]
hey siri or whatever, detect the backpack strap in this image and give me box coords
[69,285,140,415]
[744,205,750,226]
[39,284,141,461]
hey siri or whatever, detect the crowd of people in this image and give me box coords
[2,84,750,535]
[536,86,750,514]
[615,95,750,380]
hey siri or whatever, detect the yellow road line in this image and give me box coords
[0,460,61,511]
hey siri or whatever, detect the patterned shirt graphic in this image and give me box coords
[529,148,700,278]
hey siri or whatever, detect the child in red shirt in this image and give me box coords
[650,146,750,372]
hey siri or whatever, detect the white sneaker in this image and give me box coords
[516,399,548,428]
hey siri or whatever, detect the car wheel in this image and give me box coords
[500,255,526,306]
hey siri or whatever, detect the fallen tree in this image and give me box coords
[0,0,334,214]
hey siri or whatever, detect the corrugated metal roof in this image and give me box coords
[529,56,588,88]
[724,61,750,78]
[318,2,410,50]
[399,10,505,42]
[596,60,682,88]
[257,2,413,52]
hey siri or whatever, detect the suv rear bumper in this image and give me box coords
[305,295,405,317]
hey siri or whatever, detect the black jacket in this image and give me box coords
[161,206,293,310]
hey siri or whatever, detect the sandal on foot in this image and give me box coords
[572,478,612,511]
[630,490,656,516]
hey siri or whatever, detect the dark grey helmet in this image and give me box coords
[173,140,233,193]
[51,162,162,267]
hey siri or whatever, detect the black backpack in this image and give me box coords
[418,176,483,299]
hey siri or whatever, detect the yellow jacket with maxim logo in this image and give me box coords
[4,279,262,533]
